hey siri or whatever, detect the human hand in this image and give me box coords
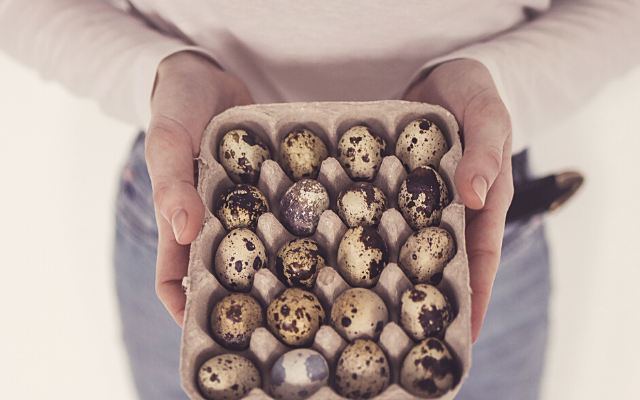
[403,59,514,343]
[146,51,254,327]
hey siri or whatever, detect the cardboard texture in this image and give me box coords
[180,101,471,400]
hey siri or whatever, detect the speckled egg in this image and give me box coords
[267,288,325,347]
[280,179,330,237]
[215,184,269,231]
[398,227,456,285]
[336,226,389,288]
[275,238,327,289]
[279,128,328,181]
[270,349,330,400]
[197,354,261,400]
[210,293,264,350]
[396,119,449,172]
[400,338,457,398]
[398,165,449,230]
[337,126,387,182]
[400,284,453,341]
[218,129,271,185]
[331,288,388,342]
[334,339,390,399]
[337,183,387,228]
[214,228,267,292]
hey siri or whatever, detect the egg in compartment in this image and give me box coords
[398,227,456,285]
[336,226,389,288]
[395,118,449,171]
[215,184,269,231]
[400,284,453,341]
[269,349,330,400]
[334,339,390,399]
[267,288,326,347]
[279,128,328,181]
[331,288,388,342]
[336,182,387,228]
[218,128,271,185]
[197,354,261,400]
[214,228,267,292]
[398,165,450,230]
[336,125,387,182]
[210,293,264,350]
[279,179,330,237]
[275,238,327,289]
[400,337,457,398]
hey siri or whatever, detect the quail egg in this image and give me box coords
[218,128,271,185]
[331,288,388,342]
[214,228,267,292]
[280,179,330,237]
[197,354,261,400]
[215,184,269,231]
[337,226,389,288]
[398,165,449,230]
[396,119,449,172]
[336,183,387,228]
[400,338,457,398]
[210,293,264,350]
[398,227,456,285]
[400,284,453,341]
[279,128,328,181]
[275,238,327,289]
[334,339,390,399]
[337,126,387,181]
[267,288,326,347]
[270,349,330,400]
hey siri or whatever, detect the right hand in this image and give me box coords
[145,51,254,327]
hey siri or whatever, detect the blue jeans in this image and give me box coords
[114,133,550,400]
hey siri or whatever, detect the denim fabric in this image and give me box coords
[114,133,550,400]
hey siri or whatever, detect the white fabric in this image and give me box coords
[1,0,638,152]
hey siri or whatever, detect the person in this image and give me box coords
[1,1,638,399]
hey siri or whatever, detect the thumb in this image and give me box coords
[455,92,512,210]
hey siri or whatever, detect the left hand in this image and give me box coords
[403,58,514,343]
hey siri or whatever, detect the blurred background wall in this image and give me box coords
[0,51,638,399]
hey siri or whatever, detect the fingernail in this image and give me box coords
[472,176,487,207]
[171,209,187,241]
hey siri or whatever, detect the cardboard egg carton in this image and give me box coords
[180,101,471,400]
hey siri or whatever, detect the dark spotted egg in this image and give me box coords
[396,119,448,172]
[275,238,327,289]
[336,182,387,228]
[398,227,456,285]
[197,354,261,400]
[215,184,269,231]
[214,228,267,292]
[400,337,457,398]
[334,339,390,399]
[400,284,453,341]
[398,165,449,230]
[270,349,329,400]
[331,288,388,342]
[337,126,387,182]
[210,293,264,350]
[218,129,271,185]
[278,128,328,181]
[267,288,325,347]
[336,226,389,288]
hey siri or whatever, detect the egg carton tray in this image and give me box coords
[180,100,471,400]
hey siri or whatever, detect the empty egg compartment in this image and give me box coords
[182,101,470,400]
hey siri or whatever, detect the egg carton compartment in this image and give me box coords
[181,101,470,400]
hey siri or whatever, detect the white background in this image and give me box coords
[0,52,638,399]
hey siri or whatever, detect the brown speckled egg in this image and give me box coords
[280,179,330,237]
[337,183,387,228]
[400,338,457,398]
[396,119,449,172]
[337,126,387,182]
[215,184,269,231]
[398,165,449,230]
[218,129,271,185]
[267,288,325,347]
[400,284,453,341]
[275,238,327,289]
[279,128,328,181]
[334,339,390,399]
[337,226,389,288]
[210,293,264,350]
[197,354,261,400]
[214,229,267,292]
[398,227,456,285]
[331,288,388,342]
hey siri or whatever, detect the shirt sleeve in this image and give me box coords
[407,0,640,151]
[0,0,217,129]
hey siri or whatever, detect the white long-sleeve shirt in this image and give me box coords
[1,0,638,152]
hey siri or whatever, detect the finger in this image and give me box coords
[455,90,512,210]
[465,141,514,342]
[155,207,189,327]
